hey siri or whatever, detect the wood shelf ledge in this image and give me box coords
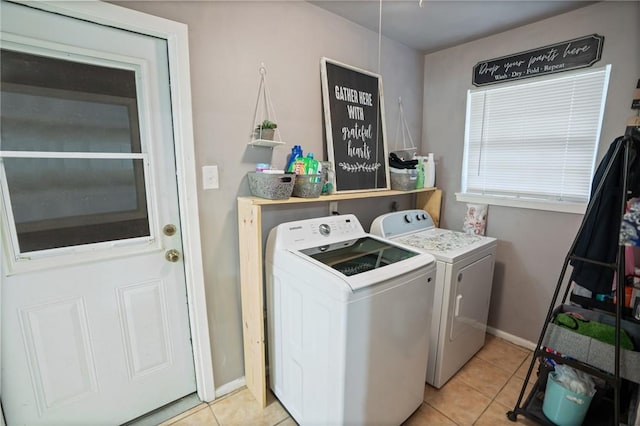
[239,186,438,205]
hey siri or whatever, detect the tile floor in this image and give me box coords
[161,335,538,426]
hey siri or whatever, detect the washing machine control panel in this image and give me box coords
[312,217,360,238]
[279,214,365,249]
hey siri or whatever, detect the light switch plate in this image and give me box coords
[202,165,219,190]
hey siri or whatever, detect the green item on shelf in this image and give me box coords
[554,312,635,350]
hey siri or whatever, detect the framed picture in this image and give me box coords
[320,57,389,193]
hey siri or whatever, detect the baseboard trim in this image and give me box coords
[486,326,536,351]
[214,377,246,399]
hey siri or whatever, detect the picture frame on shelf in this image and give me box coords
[320,57,390,193]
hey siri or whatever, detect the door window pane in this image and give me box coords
[1,48,151,254]
[4,158,150,252]
[1,49,141,153]
[1,89,140,153]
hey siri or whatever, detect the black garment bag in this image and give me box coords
[570,133,640,294]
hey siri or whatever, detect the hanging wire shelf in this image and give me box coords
[250,138,284,148]
[391,97,417,160]
[249,64,285,148]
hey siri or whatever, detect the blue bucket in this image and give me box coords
[542,372,593,426]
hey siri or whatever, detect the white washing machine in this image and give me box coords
[265,214,436,425]
[371,209,497,388]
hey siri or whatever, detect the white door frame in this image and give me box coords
[0,0,215,404]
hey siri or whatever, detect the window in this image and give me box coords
[0,49,151,255]
[457,65,611,213]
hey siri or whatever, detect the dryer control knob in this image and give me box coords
[404,214,413,223]
[421,213,428,220]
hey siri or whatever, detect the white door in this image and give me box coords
[1,2,196,424]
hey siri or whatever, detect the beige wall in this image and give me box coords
[114,1,425,390]
[423,1,640,343]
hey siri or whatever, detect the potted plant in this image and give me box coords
[254,119,277,140]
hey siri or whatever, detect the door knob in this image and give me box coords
[165,249,181,262]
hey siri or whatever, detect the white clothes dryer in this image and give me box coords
[265,214,436,425]
[371,209,497,388]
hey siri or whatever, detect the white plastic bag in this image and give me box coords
[554,364,596,397]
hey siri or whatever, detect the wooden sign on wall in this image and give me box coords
[320,58,389,193]
[473,34,604,86]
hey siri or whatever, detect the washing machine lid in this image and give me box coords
[371,209,496,263]
[393,229,495,263]
[296,235,433,291]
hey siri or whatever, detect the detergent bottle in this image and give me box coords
[424,153,435,187]
[304,153,319,174]
[291,155,306,174]
[285,145,303,173]
[304,153,323,183]
[416,157,425,189]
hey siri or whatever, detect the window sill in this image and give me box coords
[455,192,586,214]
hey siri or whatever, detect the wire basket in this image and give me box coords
[292,174,324,198]
[247,172,295,200]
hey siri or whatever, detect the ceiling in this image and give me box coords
[309,0,595,54]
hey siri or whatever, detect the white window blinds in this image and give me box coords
[462,65,610,205]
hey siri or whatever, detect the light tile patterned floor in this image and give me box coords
[162,335,538,426]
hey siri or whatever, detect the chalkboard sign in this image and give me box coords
[473,34,604,86]
[320,58,389,192]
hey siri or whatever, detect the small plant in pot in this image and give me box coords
[254,119,277,140]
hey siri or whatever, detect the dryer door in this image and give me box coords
[450,254,494,341]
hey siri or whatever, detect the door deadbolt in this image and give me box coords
[165,249,181,263]
[163,224,177,236]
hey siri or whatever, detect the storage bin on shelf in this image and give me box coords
[390,167,418,190]
[292,174,324,198]
[247,172,295,200]
[542,304,640,383]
